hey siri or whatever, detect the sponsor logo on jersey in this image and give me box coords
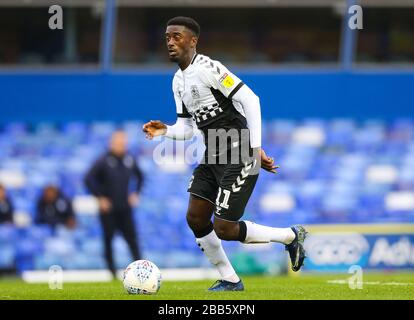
[219,73,235,88]
[219,73,228,82]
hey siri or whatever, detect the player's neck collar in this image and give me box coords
[190,52,198,65]
[180,52,198,73]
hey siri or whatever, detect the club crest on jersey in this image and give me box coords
[191,85,200,99]
[219,73,235,88]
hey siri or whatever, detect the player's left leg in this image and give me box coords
[214,160,307,272]
[214,217,307,272]
[213,218,295,244]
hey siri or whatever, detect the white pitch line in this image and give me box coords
[327,280,414,286]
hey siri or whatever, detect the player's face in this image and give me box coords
[165,25,196,63]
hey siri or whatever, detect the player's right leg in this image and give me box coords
[186,194,243,291]
[186,164,243,291]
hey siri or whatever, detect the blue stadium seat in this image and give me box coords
[0,225,17,243]
[0,244,15,268]
[26,225,53,238]
[1,120,413,271]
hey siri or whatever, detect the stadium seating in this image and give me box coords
[0,120,413,272]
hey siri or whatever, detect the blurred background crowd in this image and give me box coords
[0,0,413,277]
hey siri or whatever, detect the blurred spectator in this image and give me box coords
[0,184,13,224]
[85,130,144,277]
[35,185,76,229]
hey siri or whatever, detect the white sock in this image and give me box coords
[243,220,296,245]
[196,230,240,283]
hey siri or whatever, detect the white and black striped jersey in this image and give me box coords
[172,53,248,142]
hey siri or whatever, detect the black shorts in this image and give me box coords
[187,159,259,221]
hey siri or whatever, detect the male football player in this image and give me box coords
[143,16,307,291]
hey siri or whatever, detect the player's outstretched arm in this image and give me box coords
[143,118,194,141]
[142,120,167,140]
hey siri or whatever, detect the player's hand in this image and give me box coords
[142,120,167,140]
[260,148,279,174]
[98,196,112,214]
[128,192,140,207]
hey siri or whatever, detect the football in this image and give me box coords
[122,260,162,295]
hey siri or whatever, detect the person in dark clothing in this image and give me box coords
[84,130,144,277]
[0,184,14,224]
[35,185,76,229]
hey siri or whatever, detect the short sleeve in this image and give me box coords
[197,58,244,99]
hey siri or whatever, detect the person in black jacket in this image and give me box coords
[0,184,14,224]
[35,184,76,229]
[84,130,144,277]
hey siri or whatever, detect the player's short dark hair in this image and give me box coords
[167,16,200,37]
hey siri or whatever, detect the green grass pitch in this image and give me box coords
[1,273,413,300]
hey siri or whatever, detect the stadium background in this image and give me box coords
[0,0,413,281]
